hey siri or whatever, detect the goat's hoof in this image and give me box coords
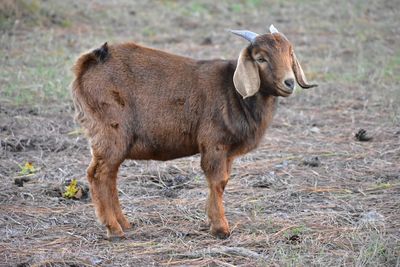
[106,224,125,241]
[211,227,230,239]
[106,229,126,241]
[106,234,127,242]
[119,219,133,230]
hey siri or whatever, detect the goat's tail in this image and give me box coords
[71,42,109,131]
[72,42,109,79]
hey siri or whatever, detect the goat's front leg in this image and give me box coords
[201,149,233,239]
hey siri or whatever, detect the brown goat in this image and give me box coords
[71,25,317,239]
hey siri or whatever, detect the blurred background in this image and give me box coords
[0,1,399,266]
[1,0,399,111]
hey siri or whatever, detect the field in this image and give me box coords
[0,0,399,266]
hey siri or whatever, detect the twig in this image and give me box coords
[179,246,267,260]
[272,225,297,237]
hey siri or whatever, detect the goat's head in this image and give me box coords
[231,25,317,99]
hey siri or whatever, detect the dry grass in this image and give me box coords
[1,0,399,266]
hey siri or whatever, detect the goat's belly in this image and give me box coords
[127,137,199,161]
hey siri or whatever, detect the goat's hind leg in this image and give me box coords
[87,156,127,239]
[109,177,132,231]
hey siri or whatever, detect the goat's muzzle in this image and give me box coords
[284,78,295,91]
[277,74,296,96]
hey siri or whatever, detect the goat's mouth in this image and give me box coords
[277,88,293,97]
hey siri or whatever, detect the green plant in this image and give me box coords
[19,162,36,175]
[63,179,79,199]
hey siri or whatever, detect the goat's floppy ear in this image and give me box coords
[233,48,260,98]
[292,52,318,89]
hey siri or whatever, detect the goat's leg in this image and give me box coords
[201,151,232,239]
[205,157,233,222]
[109,177,132,231]
[87,157,125,239]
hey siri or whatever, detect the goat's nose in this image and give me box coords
[284,78,295,91]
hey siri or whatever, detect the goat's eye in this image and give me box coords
[256,58,266,63]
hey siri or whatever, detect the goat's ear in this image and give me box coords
[292,52,318,89]
[233,48,260,98]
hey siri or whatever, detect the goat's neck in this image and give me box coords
[238,92,277,135]
[226,87,277,157]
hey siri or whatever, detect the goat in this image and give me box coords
[71,25,317,239]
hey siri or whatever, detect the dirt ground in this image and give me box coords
[1,0,399,266]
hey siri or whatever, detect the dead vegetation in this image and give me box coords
[0,0,399,266]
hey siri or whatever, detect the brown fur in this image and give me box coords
[71,33,316,239]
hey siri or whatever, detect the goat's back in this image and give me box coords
[71,43,219,160]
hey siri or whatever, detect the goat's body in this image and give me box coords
[70,38,304,239]
[73,43,277,162]
[72,27,317,239]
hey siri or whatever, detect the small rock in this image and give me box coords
[14,177,31,187]
[310,126,320,133]
[201,37,213,45]
[355,129,373,141]
[302,156,321,167]
[288,234,301,244]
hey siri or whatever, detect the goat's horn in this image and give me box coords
[269,24,289,41]
[230,30,259,43]
[269,24,279,34]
